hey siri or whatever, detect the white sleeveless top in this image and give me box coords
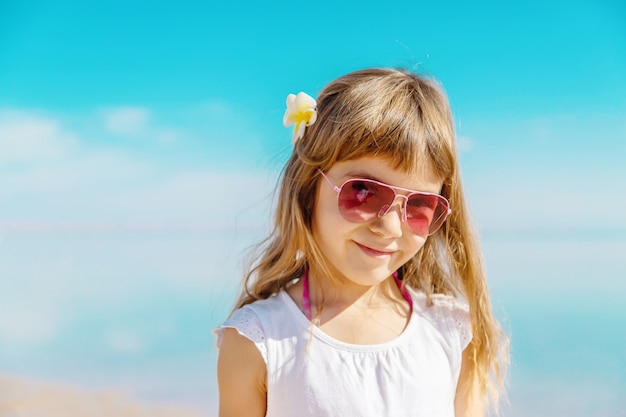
[214,288,472,417]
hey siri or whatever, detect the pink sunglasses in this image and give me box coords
[319,170,452,236]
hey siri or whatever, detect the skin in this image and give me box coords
[455,348,483,416]
[295,156,439,344]
[217,156,477,417]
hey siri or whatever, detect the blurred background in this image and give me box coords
[1,0,625,416]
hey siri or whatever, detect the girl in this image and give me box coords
[215,68,508,417]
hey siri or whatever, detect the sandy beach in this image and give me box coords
[0,374,206,417]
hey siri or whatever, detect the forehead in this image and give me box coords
[327,156,444,194]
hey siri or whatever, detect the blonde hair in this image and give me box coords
[235,68,508,413]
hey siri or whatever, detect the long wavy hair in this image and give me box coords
[234,68,508,413]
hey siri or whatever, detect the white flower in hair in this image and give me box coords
[283,92,317,143]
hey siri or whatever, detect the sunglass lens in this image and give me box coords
[338,180,395,222]
[406,196,448,235]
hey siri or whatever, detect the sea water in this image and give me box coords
[0,231,624,416]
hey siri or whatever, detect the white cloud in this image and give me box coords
[0,108,152,198]
[0,165,275,230]
[100,106,184,144]
[201,99,232,117]
[0,148,149,198]
[465,166,626,233]
[155,127,183,144]
[100,170,276,227]
[102,106,151,135]
[0,109,79,163]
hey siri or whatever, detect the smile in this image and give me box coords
[355,242,395,258]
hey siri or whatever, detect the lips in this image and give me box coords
[355,242,395,257]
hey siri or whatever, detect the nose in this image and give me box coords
[377,194,408,220]
[373,195,407,237]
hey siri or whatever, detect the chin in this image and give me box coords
[344,268,395,287]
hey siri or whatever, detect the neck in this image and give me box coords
[306,267,405,312]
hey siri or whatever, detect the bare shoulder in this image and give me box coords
[217,328,267,417]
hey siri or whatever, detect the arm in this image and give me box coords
[454,347,483,417]
[217,328,267,417]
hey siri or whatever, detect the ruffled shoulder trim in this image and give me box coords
[213,307,268,363]
[409,289,472,352]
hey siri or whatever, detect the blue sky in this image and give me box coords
[1,0,625,415]
[1,0,625,230]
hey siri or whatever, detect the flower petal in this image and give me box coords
[294,92,316,111]
[286,93,297,106]
[293,121,306,143]
[283,93,298,126]
[283,112,295,127]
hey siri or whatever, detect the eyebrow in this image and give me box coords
[343,170,408,190]
[343,170,385,182]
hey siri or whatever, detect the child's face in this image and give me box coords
[312,156,444,287]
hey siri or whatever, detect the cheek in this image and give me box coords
[312,194,345,240]
[312,183,343,227]
[402,234,427,259]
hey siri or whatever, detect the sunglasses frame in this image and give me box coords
[318,169,452,236]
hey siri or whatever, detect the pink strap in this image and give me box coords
[301,269,412,320]
[393,272,413,309]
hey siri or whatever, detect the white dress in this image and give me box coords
[214,288,472,417]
